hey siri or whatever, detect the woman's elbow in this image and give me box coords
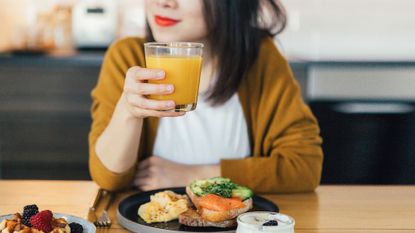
[89,159,133,192]
[281,152,323,193]
[306,168,322,191]
[304,153,323,191]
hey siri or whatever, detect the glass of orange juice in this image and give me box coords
[144,42,204,112]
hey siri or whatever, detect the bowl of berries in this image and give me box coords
[0,204,96,233]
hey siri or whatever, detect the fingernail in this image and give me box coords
[157,71,165,78]
[166,85,174,92]
[167,101,175,107]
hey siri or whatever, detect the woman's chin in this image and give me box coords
[152,33,182,43]
[151,32,204,43]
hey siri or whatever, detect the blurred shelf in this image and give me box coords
[0,51,104,67]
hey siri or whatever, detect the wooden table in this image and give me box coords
[1,181,414,233]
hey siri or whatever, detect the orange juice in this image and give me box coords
[146,55,203,111]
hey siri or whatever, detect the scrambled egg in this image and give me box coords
[138,191,189,223]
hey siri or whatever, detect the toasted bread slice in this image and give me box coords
[179,208,237,228]
[185,186,253,222]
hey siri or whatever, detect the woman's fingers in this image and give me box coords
[138,159,151,170]
[127,66,165,81]
[136,172,150,179]
[123,66,187,119]
[127,95,175,111]
[129,105,185,118]
[145,109,186,117]
[136,163,151,177]
[126,82,174,96]
[127,95,187,115]
[139,185,155,191]
[134,177,152,186]
[134,177,156,189]
[135,170,151,180]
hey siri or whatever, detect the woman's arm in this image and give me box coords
[220,40,323,193]
[133,156,220,191]
[95,94,143,173]
[89,38,183,191]
[220,106,323,194]
[95,67,182,174]
[89,94,142,191]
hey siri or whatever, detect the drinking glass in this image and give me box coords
[144,42,204,112]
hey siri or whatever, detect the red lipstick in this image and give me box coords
[154,15,181,27]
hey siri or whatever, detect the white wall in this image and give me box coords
[278,0,415,61]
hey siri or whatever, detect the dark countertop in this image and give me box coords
[0,52,104,67]
[2,52,415,68]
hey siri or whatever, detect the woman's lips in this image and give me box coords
[154,15,181,27]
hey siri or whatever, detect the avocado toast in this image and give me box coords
[179,177,253,228]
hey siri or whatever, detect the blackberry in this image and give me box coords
[22,204,39,227]
[263,220,279,226]
[69,222,84,233]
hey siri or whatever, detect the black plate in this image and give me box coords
[117,187,279,232]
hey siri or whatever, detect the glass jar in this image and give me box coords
[236,212,295,233]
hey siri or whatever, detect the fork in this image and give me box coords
[87,188,103,223]
[96,192,115,228]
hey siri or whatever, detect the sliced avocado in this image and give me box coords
[190,180,209,196]
[190,185,204,196]
[232,185,253,200]
[206,177,231,184]
[190,177,252,199]
[190,177,233,197]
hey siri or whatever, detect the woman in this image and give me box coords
[89,0,323,193]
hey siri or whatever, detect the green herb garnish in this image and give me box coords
[200,180,237,198]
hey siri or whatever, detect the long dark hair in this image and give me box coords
[147,0,287,105]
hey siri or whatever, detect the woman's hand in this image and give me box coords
[123,66,185,118]
[134,156,221,191]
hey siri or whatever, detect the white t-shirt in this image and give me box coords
[152,93,251,165]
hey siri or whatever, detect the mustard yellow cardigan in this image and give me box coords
[89,37,323,193]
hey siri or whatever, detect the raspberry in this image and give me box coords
[22,204,39,227]
[30,210,53,232]
[69,222,83,233]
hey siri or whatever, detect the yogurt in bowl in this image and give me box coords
[236,211,295,233]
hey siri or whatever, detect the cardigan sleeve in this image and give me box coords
[89,38,144,191]
[221,40,323,194]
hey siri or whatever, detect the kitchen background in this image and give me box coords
[1,0,415,184]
